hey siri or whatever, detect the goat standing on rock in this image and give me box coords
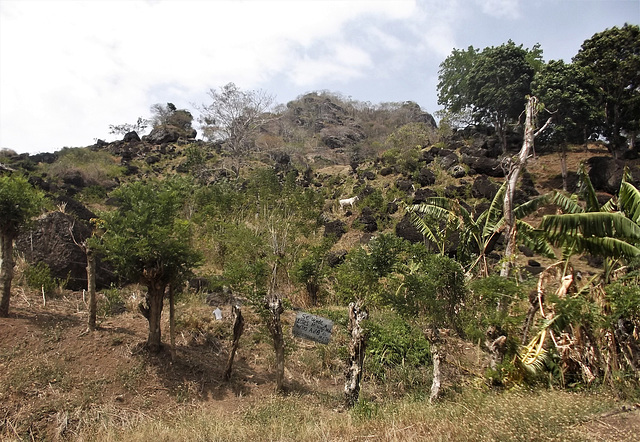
[339,196,359,211]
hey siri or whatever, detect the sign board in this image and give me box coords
[292,312,333,344]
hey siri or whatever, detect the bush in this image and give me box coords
[464,276,527,343]
[24,262,67,296]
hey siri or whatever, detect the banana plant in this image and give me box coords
[405,181,554,277]
[539,167,640,281]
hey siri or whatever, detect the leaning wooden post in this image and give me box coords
[224,305,245,381]
[344,301,368,408]
[265,293,285,392]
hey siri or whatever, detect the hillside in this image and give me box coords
[2,92,640,440]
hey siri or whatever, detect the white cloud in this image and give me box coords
[1,0,635,153]
[474,0,522,19]
[0,0,419,153]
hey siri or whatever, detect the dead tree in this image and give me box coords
[265,293,285,392]
[224,305,245,381]
[344,301,368,408]
[70,224,97,332]
[500,96,552,277]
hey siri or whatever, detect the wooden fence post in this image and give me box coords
[344,301,368,408]
[224,305,245,381]
[266,293,285,392]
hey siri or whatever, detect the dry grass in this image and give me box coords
[2,287,638,441]
[65,389,637,442]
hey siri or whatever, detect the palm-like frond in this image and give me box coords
[514,192,554,218]
[540,212,640,243]
[482,181,507,239]
[547,191,584,214]
[619,181,640,225]
[516,219,556,258]
[578,163,600,212]
[519,316,557,375]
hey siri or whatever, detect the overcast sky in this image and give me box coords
[1,0,638,155]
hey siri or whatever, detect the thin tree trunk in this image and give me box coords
[560,145,568,192]
[169,284,176,361]
[344,301,368,408]
[224,305,245,381]
[266,293,285,392]
[86,249,97,331]
[0,233,15,317]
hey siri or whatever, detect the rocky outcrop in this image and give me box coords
[15,211,116,290]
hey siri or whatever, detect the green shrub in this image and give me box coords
[24,262,67,296]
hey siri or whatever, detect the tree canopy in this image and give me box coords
[0,174,44,316]
[437,40,542,152]
[97,179,202,351]
[573,23,640,150]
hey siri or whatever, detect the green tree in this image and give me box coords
[438,41,542,152]
[532,60,599,149]
[573,24,640,151]
[198,83,274,155]
[97,179,202,352]
[0,175,43,316]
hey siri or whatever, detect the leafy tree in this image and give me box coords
[532,60,599,149]
[437,46,479,116]
[0,174,43,316]
[97,179,202,352]
[198,82,274,155]
[573,24,640,151]
[438,41,542,152]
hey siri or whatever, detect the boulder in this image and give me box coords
[416,167,436,186]
[438,153,459,170]
[588,156,640,193]
[123,131,141,143]
[357,207,378,233]
[449,165,466,178]
[324,219,346,239]
[395,214,423,243]
[472,175,500,200]
[15,212,116,290]
[326,249,347,267]
[413,187,436,203]
[146,127,181,144]
[462,156,504,177]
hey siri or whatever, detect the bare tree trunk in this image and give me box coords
[224,305,244,381]
[265,293,285,392]
[344,301,368,408]
[169,284,176,361]
[0,233,15,317]
[501,96,551,278]
[426,327,442,403]
[560,145,568,192]
[86,249,97,331]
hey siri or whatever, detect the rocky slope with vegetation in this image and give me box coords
[1,24,639,440]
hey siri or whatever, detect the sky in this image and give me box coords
[1,0,638,155]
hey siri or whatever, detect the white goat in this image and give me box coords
[339,195,359,210]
